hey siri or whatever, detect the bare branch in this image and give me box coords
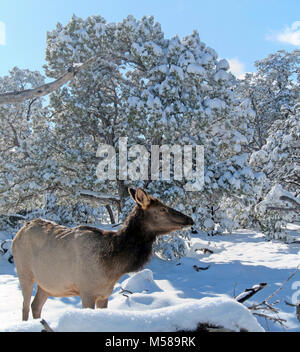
[267,206,298,213]
[267,195,300,214]
[280,195,300,210]
[252,312,287,328]
[105,204,115,224]
[0,56,98,105]
[78,189,122,215]
[247,267,299,317]
[119,287,133,298]
[263,266,299,304]
[193,264,210,271]
[78,189,120,208]
[26,98,38,120]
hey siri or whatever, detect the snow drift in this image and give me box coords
[2,269,263,332]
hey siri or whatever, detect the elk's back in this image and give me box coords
[12,219,111,297]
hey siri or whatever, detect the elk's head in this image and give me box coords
[129,187,194,236]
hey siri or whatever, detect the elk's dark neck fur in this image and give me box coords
[110,205,157,274]
[120,205,155,240]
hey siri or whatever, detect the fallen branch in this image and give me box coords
[119,287,133,298]
[193,264,210,272]
[0,240,9,254]
[235,283,267,303]
[0,56,98,105]
[179,323,247,332]
[206,327,241,332]
[40,319,55,332]
[195,248,214,254]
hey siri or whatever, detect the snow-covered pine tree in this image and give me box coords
[0,67,49,212]
[0,66,108,228]
[43,14,262,257]
[250,102,300,241]
[126,25,262,242]
[235,50,300,240]
[44,15,156,214]
[238,50,300,151]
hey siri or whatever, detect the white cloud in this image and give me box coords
[227,58,246,79]
[266,21,300,46]
[0,21,6,46]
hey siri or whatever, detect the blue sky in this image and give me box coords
[0,0,299,78]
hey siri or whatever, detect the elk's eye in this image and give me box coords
[160,208,167,212]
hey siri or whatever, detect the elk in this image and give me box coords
[12,187,193,321]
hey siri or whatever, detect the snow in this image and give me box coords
[2,296,263,333]
[186,63,206,76]
[1,226,300,332]
[121,269,161,293]
[214,69,231,81]
[204,97,226,110]
[216,59,230,71]
[203,219,215,229]
[147,41,163,57]
[170,65,184,80]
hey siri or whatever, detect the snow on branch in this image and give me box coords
[77,189,121,221]
[279,195,300,210]
[78,189,120,205]
[0,56,98,105]
[267,195,300,213]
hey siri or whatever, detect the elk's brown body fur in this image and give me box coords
[12,188,193,321]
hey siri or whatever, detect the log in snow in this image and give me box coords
[235,283,267,303]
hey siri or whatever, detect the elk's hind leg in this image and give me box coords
[17,273,34,321]
[31,285,49,319]
[96,298,108,308]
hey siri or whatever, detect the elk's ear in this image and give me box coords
[135,188,150,208]
[128,188,136,201]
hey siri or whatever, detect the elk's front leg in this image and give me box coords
[80,294,96,309]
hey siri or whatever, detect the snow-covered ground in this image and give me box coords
[1,225,300,332]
